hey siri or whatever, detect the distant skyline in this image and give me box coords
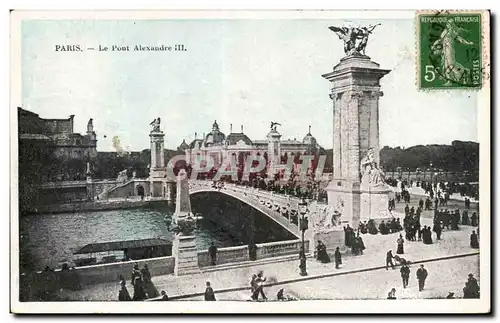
[21,18,478,152]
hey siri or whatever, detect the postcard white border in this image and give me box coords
[9,9,491,314]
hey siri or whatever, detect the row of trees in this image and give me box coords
[378,141,479,172]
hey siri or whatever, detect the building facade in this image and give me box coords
[178,120,323,171]
[18,107,97,161]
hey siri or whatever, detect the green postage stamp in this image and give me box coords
[418,11,483,89]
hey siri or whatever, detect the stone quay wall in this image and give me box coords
[29,198,167,215]
[25,239,310,293]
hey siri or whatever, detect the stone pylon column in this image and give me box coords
[267,128,282,175]
[149,125,170,197]
[172,169,200,276]
[323,55,391,228]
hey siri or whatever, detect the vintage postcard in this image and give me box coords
[10,10,490,314]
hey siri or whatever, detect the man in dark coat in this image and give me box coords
[400,264,410,288]
[255,271,267,300]
[416,264,428,291]
[470,230,479,248]
[462,210,469,225]
[209,242,218,266]
[379,221,388,235]
[140,264,151,284]
[386,250,395,270]
[204,281,216,301]
[433,221,442,240]
[334,246,342,269]
[471,212,478,226]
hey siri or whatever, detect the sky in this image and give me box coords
[20,18,479,151]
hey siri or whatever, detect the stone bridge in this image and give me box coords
[188,180,315,238]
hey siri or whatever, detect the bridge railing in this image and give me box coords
[198,245,249,267]
[256,239,309,259]
[197,238,309,268]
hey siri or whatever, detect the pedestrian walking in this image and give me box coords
[131,263,141,286]
[204,281,216,301]
[316,240,331,263]
[416,264,428,292]
[470,230,479,248]
[255,271,268,300]
[433,221,442,240]
[386,250,395,270]
[141,264,151,284]
[132,277,147,301]
[357,234,366,255]
[334,246,342,269]
[396,234,405,254]
[400,263,410,288]
[209,242,218,266]
[250,274,258,300]
[118,280,132,301]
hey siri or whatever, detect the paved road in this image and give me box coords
[60,224,479,301]
[184,254,479,300]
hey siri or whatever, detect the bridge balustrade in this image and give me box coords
[197,245,249,267]
[256,239,309,259]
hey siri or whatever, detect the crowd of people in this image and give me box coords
[118,263,159,301]
[357,218,403,236]
[389,272,479,299]
[23,264,82,301]
[210,176,328,203]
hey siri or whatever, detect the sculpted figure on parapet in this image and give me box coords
[310,201,343,233]
[360,148,386,189]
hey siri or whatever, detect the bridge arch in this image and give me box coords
[188,183,301,238]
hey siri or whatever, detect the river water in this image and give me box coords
[19,192,296,272]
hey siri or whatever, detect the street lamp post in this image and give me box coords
[298,198,309,276]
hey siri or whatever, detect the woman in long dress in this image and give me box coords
[316,240,331,263]
[396,234,405,254]
[118,281,132,301]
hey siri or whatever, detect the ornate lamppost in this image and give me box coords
[298,198,309,276]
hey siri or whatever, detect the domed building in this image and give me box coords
[204,120,226,147]
[180,121,322,171]
[177,139,190,151]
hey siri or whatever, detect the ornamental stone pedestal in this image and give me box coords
[323,54,392,230]
[172,169,200,276]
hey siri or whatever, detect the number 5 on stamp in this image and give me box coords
[417,11,482,89]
